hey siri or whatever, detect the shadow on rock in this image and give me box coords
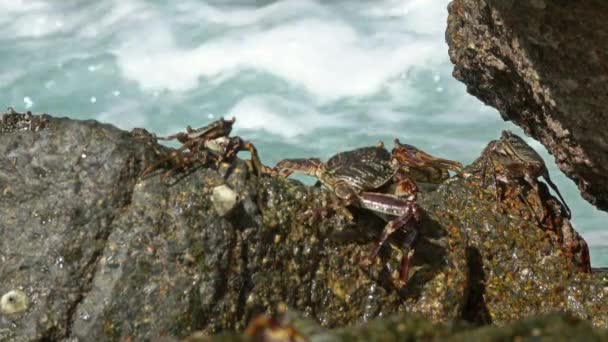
[462,246,491,325]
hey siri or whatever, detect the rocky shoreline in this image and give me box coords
[0,111,606,341]
[2,1,608,340]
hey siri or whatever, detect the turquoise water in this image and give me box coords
[1,0,606,264]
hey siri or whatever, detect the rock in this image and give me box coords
[194,311,608,341]
[328,312,608,341]
[446,0,608,211]
[0,112,410,341]
[0,111,604,340]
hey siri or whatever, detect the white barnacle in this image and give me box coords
[211,185,240,216]
[1,290,29,316]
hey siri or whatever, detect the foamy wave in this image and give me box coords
[96,100,147,130]
[0,70,24,89]
[365,0,447,31]
[0,0,64,38]
[0,0,159,41]
[229,95,349,139]
[115,3,446,101]
[174,0,328,27]
[0,0,47,13]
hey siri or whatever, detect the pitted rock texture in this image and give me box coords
[0,112,603,341]
[0,114,460,340]
[446,0,608,211]
[195,312,608,342]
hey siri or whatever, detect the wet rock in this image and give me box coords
[446,0,608,211]
[0,111,604,341]
[425,166,601,326]
[192,310,608,341]
[0,112,410,341]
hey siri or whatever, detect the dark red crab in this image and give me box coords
[274,141,463,285]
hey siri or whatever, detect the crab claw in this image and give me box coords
[274,158,324,179]
[392,138,463,176]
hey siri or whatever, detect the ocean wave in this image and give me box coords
[114,1,446,101]
[229,95,351,139]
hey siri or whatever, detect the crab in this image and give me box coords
[392,138,464,186]
[1,107,48,133]
[476,130,571,220]
[140,117,266,182]
[244,304,306,342]
[274,140,463,285]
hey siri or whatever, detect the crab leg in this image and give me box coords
[273,158,324,178]
[140,117,237,180]
[358,190,420,284]
[393,138,463,175]
[140,139,202,179]
[221,137,273,177]
[156,117,236,143]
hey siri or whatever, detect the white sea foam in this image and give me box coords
[0,70,24,89]
[0,0,151,40]
[229,95,350,139]
[0,0,47,13]
[96,100,147,130]
[115,2,446,101]
[174,0,328,27]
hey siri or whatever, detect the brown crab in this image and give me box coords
[140,117,266,182]
[244,304,306,342]
[274,141,463,285]
[392,138,464,185]
[476,130,571,220]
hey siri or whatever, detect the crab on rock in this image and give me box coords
[141,117,266,182]
[475,130,571,220]
[273,140,463,285]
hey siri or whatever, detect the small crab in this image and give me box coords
[476,130,571,220]
[274,141,463,285]
[1,107,48,133]
[244,304,306,342]
[140,117,266,182]
[392,138,464,186]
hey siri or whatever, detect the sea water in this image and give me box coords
[1,0,606,264]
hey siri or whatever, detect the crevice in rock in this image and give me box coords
[63,153,141,340]
[461,246,491,325]
[62,224,113,339]
[235,230,253,330]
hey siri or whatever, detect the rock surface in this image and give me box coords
[0,112,605,341]
[192,312,608,342]
[446,0,608,211]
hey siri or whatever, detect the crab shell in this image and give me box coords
[324,145,397,191]
[496,131,546,176]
